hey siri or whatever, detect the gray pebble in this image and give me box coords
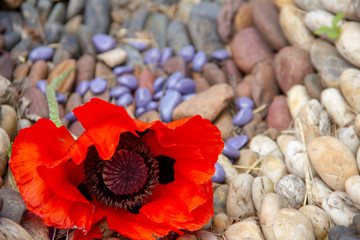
[0,188,27,224]
[167,20,192,55]
[4,31,21,51]
[126,9,149,37]
[84,0,110,34]
[47,2,66,23]
[329,226,360,240]
[145,13,170,49]
[66,0,85,20]
[213,184,228,214]
[37,0,53,20]
[44,21,66,44]
[76,25,96,55]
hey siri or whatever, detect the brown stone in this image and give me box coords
[13,63,30,79]
[138,68,155,94]
[304,73,323,100]
[243,113,267,139]
[0,35,4,50]
[266,95,292,131]
[58,103,65,119]
[65,92,83,113]
[251,60,279,107]
[0,188,26,224]
[234,2,255,32]
[194,77,210,93]
[162,56,190,77]
[83,89,110,102]
[253,0,288,51]
[222,59,242,85]
[203,63,227,85]
[69,120,85,137]
[214,109,234,140]
[172,83,234,122]
[273,46,313,93]
[217,0,245,43]
[76,54,95,84]
[0,54,13,80]
[95,62,116,88]
[138,110,161,123]
[236,75,253,98]
[48,59,76,94]
[22,87,49,119]
[231,27,273,73]
[28,60,48,86]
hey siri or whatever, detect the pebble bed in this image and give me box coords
[1,0,360,239]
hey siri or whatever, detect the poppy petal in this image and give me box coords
[9,119,92,230]
[73,224,103,240]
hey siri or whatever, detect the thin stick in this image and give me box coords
[52,228,56,240]
[233,165,262,171]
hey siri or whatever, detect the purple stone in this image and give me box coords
[160,90,182,123]
[236,97,255,110]
[182,93,196,101]
[92,34,115,53]
[211,49,229,60]
[226,135,248,150]
[90,77,107,94]
[153,90,163,101]
[135,107,147,117]
[174,78,196,94]
[144,48,161,65]
[178,45,195,62]
[65,112,77,123]
[167,72,184,89]
[29,46,54,62]
[36,80,47,94]
[56,92,66,103]
[117,75,138,90]
[233,108,253,126]
[76,81,90,97]
[116,93,133,107]
[146,101,158,111]
[160,47,173,65]
[112,66,134,76]
[211,162,225,183]
[135,87,152,108]
[129,41,148,51]
[222,142,240,159]
[153,77,166,93]
[192,51,207,72]
[109,86,130,98]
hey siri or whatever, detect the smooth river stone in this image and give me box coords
[273,46,313,93]
[294,99,331,144]
[135,88,152,108]
[321,0,359,20]
[166,20,191,55]
[84,0,110,34]
[276,174,306,209]
[279,5,314,52]
[287,85,310,118]
[174,78,196,94]
[299,205,330,240]
[336,22,360,68]
[250,135,283,160]
[192,51,207,72]
[311,40,354,89]
[294,0,324,11]
[92,34,115,53]
[304,10,336,43]
[178,45,195,63]
[308,136,359,191]
[230,27,272,73]
[266,95,292,131]
[97,48,127,68]
[89,77,107,94]
[145,13,169,49]
[321,88,355,127]
[340,68,360,112]
[252,176,274,213]
[172,83,234,122]
[225,221,264,240]
[346,176,360,205]
[28,46,54,62]
[77,25,96,56]
[160,90,182,122]
[116,93,133,107]
[117,75,138,90]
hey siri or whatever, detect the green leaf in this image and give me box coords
[7,142,13,159]
[315,26,333,35]
[332,12,345,28]
[327,29,339,39]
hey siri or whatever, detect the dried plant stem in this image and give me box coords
[52,228,56,240]
[45,68,75,128]
[246,158,263,174]
[233,165,262,171]
[253,104,267,115]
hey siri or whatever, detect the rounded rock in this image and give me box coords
[167,72,184,90]
[299,205,330,240]
[226,135,248,150]
[222,143,240,159]
[153,77,166,93]
[236,97,254,110]
[112,66,134,76]
[160,90,182,123]
[129,41,148,51]
[174,78,196,95]
[0,128,10,177]
[276,174,306,209]
[346,175,360,205]
[225,221,265,240]
[89,77,107,94]
[178,45,195,62]
[117,75,138,90]
[135,88,152,108]
[36,80,47,94]
[340,68,360,112]
[211,49,229,60]
[252,176,274,213]
[109,86,130,99]
[144,48,161,65]
[76,80,90,97]
[146,101,158,111]
[211,162,226,183]
[192,51,207,72]
[28,46,54,62]
[0,105,18,139]
[92,33,115,53]
[160,47,173,65]
[233,107,253,126]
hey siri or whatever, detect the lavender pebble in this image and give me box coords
[167,72,184,90]
[178,45,195,62]
[116,93,133,107]
[192,51,207,72]
[129,41,148,51]
[29,46,54,62]
[65,112,77,123]
[110,86,130,98]
[174,78,196,94]
[135,107,147,117]
[153,77,166,93]
[76,81,90,97]
[211,162,225,183]
[117,75,138,90]
[135,88,152,108]
[160,47,173,65]
[146,101,158,111]
[153,90,163,101]
[211,49,229,60]
[236,97,255,110]
[160,90,182,123]
[144,48,161,65]
[233,108,253,126]
[222,142,240,159]
[112,66,134,76]
[92,34,115,53]
[226,135,248,150]
[36,80,47,93]
[90,77,107,94]
[56,92,66,103]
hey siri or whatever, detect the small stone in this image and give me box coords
[145,13,169,50]
[28,46,54,62]
[65,15,83,35]
[172,83,233,122]
[153,77,166,93]
[304,73,324,100]
[321,0,358,20]
[84,0,110,34]
[176,234,197,240]
[276,174,306,208]
[192,51,207,72]
[236,75,252,98]
[304,10,336,43]
[217,0,244,43]
[225,221,265,240]
[211,49,229,60]
[0,105,18,139]
[69,120,85,137]
[211,162,226,183]
[213,213,230,229]
[213,184,228,214]
[144,48,161,66]
[117,75,138,90]
[162,56,190,77]
[338,125,359,156]
[234,2,254,32]
[0,54,13,80]
[75,80,90,97]
[129,41,147,51]
[137,110,161,123]
[174,78,196,95]
[252,176,274,213]
[97,48,127,68]
[13,63,30,80]
[266,95,292,131]
[226,135,248,150]
[22,87,49,120]
[167,20,192,55]
[135,88,152,108]
[294,0,324,11]
[328,226,360,240]
[4,31,21,51]
[279,5,315,52]
[0,188,27,224]
[340,68,360,113]
[92,34,115,53]
[299,205,330,240]
[44,21,66,44]
[233,108,253,126]
[196,230,217,240]
[47,2,65,23]
[160,47,173,65]
[203,63,227,85]
[116,93,133,107]
[66,0,85,20]
[109,86,130,99]
[146,101,158,111]
[222,143,240,159]
[287,85,310,118]
[0,128,10,177]
[160,90,182,122]
[308,136,358,191]
[213,109,233,141]
[89,77,107,94]
[122,45,144,67]
[28,60,48,86]
[77,25,96,55]
[47,59,76,94]
[65,93,82,113]
[231,27,272,74]
[260,156,288,185]
[113,66,134,76]
[76,54,95,84]
[126,9,149,37]
[336,22,360,68]
[273,46,313,93]
[21,212,49,240]
[178,45,195,63]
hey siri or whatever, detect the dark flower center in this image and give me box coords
[102,150,148,195]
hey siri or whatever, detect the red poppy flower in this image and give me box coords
[10,98,224,240]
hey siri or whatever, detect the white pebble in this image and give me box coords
[287,85,311,118]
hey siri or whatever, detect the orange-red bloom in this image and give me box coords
[10,98,224,240]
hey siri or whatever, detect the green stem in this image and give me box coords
[45,67,75,127]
